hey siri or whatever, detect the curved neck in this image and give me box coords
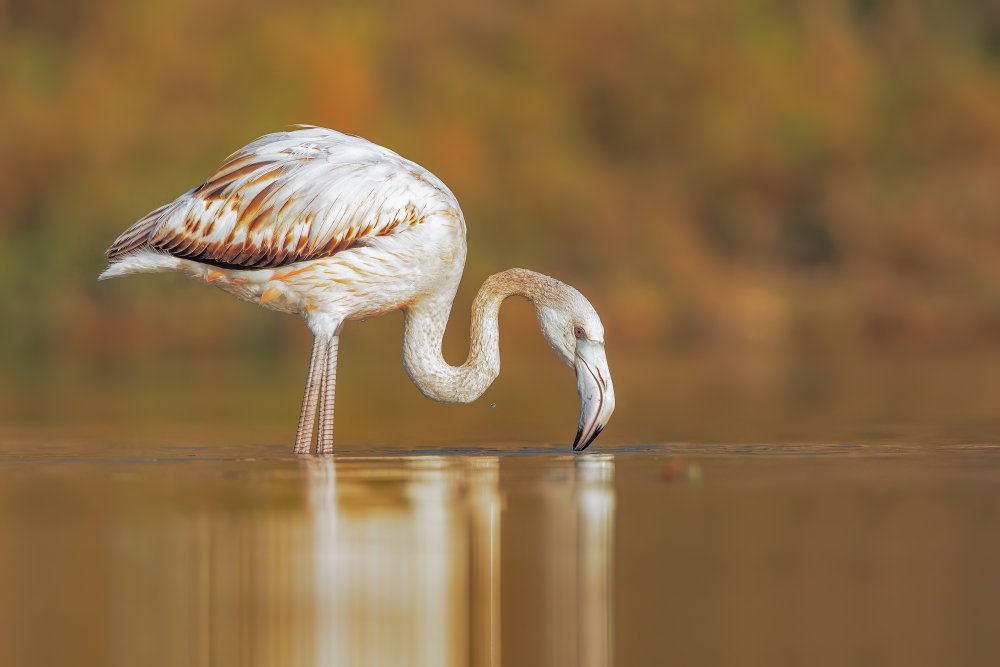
[402,268,550,403]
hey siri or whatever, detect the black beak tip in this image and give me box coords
[572,424,604,452]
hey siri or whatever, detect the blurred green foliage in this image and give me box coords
[1,0,998,443]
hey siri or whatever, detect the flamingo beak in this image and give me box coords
[573,340,616,451]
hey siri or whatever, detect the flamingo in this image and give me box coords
[100,126,615,454]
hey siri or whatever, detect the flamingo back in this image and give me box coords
[106,127,461,270]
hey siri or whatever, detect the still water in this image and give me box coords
[0,440,997,667]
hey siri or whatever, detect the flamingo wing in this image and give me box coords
[106,127,453,269]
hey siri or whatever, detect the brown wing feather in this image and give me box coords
[106,128,455,269]
[106,203,173,259]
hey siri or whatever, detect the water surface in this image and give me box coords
[1,440,997,666]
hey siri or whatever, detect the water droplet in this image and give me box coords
[489,402,497,409]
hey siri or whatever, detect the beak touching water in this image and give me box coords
[573,339,616,451]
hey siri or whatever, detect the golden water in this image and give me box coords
[0,440,997,666]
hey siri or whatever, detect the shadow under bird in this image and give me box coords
[100,126,615,453]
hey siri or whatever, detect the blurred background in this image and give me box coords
[1,0,998,447]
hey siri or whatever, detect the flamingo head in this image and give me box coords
[534,283,616,452]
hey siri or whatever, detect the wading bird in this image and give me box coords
[101,127,615,454]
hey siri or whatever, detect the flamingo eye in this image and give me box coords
[574,325,586,339]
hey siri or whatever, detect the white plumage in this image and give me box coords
[103,126,615,453]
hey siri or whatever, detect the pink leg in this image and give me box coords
[317,336,339,455]
[293,336,327,455]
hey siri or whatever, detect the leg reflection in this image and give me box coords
[306,455,502,667]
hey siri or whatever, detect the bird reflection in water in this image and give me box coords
[111,453,616,667]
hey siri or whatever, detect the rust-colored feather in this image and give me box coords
[194,159,275,195]
[239,182,279,229]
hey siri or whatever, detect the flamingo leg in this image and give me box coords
[293,335,327,455]
[317,336,340,455]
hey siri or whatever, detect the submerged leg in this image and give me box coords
[317,336,340,455]
[293,336,328,455]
